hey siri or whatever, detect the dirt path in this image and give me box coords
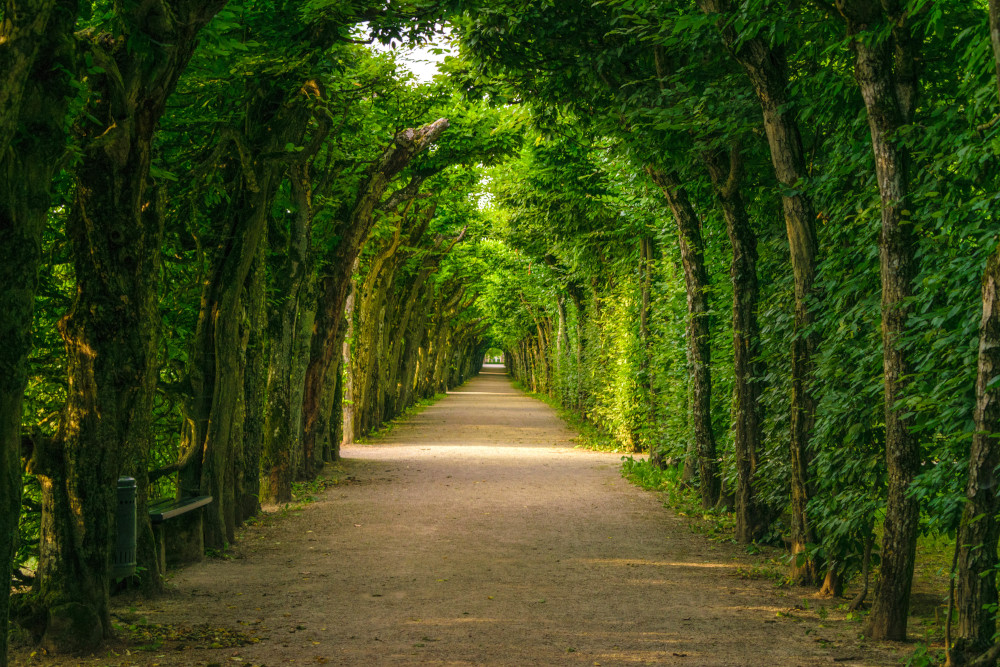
[13,366,902,666]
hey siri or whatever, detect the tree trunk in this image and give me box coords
[328,358,344,460]
[566,282,587,413]
[556,295,569,403]
[0,3,78,661]
[261,165,314,503]
[341,263,359,446]
[0,0,60,157]
[300,119,450,464]
[399,296,432,413]
[704,145,764,542]
[293,281,318,474]
[179,171,277,543]
[178,82,320,547]
[951,3,1000,661]
[698,0,821,580]
[33,1,224,651]
[648,167,719,509]
[353,223,404,438]
[241,244,267,522]
[836,1,921,640]
[953,253,1000,662]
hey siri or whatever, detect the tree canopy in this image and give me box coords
[3,0,1000,664]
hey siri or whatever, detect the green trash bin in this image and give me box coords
[112,476,136,580]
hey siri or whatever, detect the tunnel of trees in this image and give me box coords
[3,0,1000,664]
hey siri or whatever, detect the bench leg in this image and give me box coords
[152,524,167,578]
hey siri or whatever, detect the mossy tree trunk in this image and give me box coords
[31,1,224,652]
[261,163,316,503]
[0,2,79,662]
[241,243,268,521]
[178,82,321,546]
[340,262,359,447]
[353,220,404,438]
[300,118,450,462]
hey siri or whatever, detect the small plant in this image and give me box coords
[903,643,944,667]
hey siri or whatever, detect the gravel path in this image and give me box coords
[13,365,899,666]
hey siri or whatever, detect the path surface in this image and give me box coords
[15,366,898,666]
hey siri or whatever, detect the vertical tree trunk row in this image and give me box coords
[699,0,821,579]
[30,1,226,650]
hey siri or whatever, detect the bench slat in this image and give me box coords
[148,495,213,524]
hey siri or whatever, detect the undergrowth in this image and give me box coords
[354,392,446,443]
[622,456,756,549]
[514,382,627,453]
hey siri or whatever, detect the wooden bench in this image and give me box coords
[148,495,212,575]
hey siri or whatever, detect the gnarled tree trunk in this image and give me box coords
[0,2,78,662]
[261,164,314,503]
[300,119,450,462]
[178,81,323,544]
[32,1,224,651]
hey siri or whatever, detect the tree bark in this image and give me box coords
[704,145,764,541]
[951,3,1000,661]
[32,1,224,651]
[178,81,322,547]
[260,164,314,503]
[292,280,318,474]
[698,0,821,581]
[241,243,267,522]
[300,119,449,461]
[648,167,719,508]
[0,2,78,662]
[341,261,360,447]
[0,0,58,158]
[353,221,404,438]
[836,0,921,641]
[953,253,1000,662]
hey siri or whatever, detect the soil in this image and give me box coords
[10,366,907,666]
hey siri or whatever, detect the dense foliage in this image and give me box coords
[3,0,1000,664]
[453,0,1000,657]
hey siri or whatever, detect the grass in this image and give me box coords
[620,455,741,544]
[353,392,446,443]
[512,382,628,453]
[620,455,959,665]
[509,377,956,664]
